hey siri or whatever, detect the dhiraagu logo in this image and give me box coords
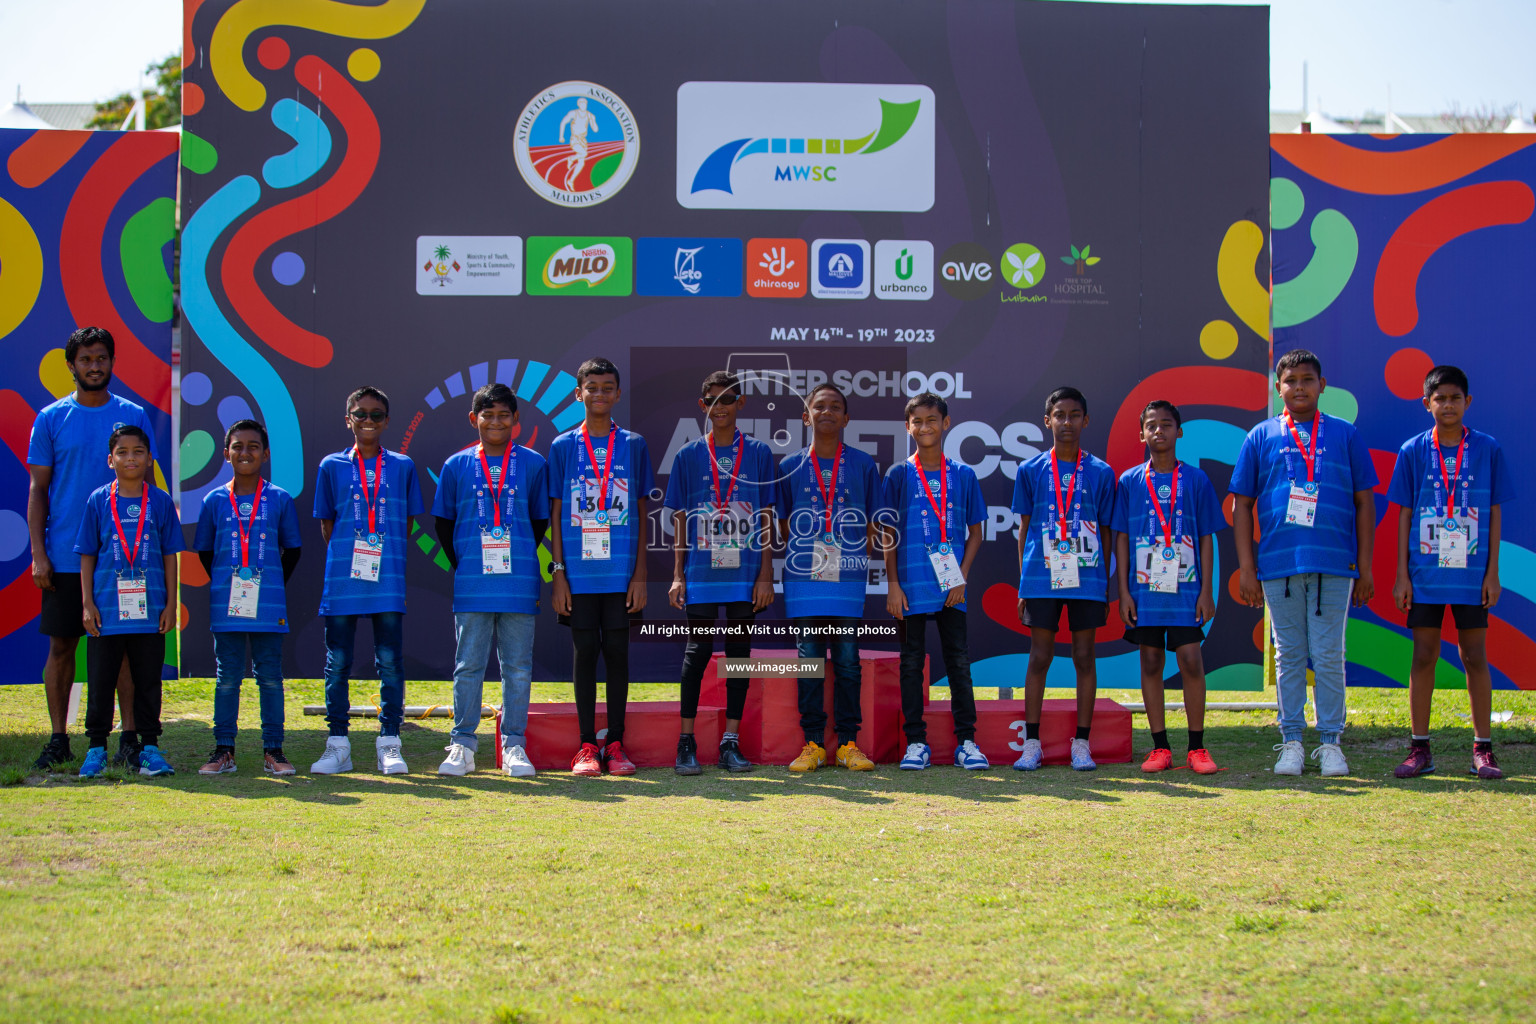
[676,82,935,211]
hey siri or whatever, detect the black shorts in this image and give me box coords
[559,591,642,630]
[1124,625,1205,651]
[1020,597,1107,633]
[684,600,755,621]
[1406,603,1489,630]
[39,573,86,638]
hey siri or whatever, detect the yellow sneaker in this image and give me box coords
[789,741,826,773]
[836,741,875,771]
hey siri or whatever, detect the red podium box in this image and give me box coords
[698,649,927,764]
[917,698,1132,766]
[522,702,723,770]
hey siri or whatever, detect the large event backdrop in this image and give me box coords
[1271,133,1536,690]
[178,0,1272,685]
[0,129,178,683]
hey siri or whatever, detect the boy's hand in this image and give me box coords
[1392,574,1413,613]
[1483,571,1501,609]
[1016,598,1028,625]
[886,582,907,619]
[1352,571,1374,607]
[1120,595,1137,627]
[627,577,647,613]
[944,584,965,608]
[668,578,686,610]
[31,553,53,591]
[1195,592,1215,625]
[82,602,101,637]
[552,573,572,615]
[158,606,175,634]
[752,577,774,612]
[1238,566,1264,608]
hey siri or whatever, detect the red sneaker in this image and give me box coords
[603,741,637,776]
[571,743,602,777]
[1140,747,1173,773]
[1186,748,1220,774]
[1471,746,1503,780]
[1394,743,1435,779]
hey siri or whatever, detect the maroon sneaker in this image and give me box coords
[1394,743,1435,779]
[1470,746,1503,780]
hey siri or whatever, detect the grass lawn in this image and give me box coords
[2,679,1534,1023]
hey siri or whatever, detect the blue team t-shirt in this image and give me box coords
[194,481,303,632]
[1111,462,1226,627]
[776,443,884,619]
[1386,427,1513,606]
[547,425,656,595]
[73,482,183,635]
[27,393,157,572]
[312,448,425,615]
[430,443,550,614]
[1230,412,1378,581]
[1011,450,1117,601]
[663,432,777,605]
[883,456,985,614]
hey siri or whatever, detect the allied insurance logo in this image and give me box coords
[525,236,634,296]
[811,239,870,299]
[514,81,640,207]
[676,82,935,211]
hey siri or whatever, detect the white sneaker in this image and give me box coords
[1272,740,1304,775]
[1012,737,1043,771]
[376,735,408,775]
[503,744,536,778]
[1312,742,1348,777]
[310,736,352,775]
[437,742,475,776]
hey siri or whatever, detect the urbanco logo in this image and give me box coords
[873,240,933,301]
[676,82,935,211]
[514,81,640,207]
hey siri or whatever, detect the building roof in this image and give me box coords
[28,102,98,130]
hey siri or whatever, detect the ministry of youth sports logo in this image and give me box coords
[514,82,640,207]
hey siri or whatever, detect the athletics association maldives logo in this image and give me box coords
[514,81,640,207]
[676,82,935,211]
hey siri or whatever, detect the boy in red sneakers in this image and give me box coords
[1112,401,1226,773]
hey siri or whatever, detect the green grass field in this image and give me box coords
[2,680,1534,1023]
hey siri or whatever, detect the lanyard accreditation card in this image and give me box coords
[1045,450,1083,589]
[111,481,149,620]
[1431,428,1470,569]
[913,454,965,590]
[1136,464,1184,594]
[810,445,843,582]
[350,449,385,581]
[477,444,515,574]
[580,425,615,560]
[1283,411,1321,527]
[705,432,749,569]
[227,479,265,618]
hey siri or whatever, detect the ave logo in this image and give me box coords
[938,242,994,300]
[745,238,808,298]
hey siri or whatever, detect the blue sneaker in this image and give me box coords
[899,742,931,770]
[1070,737,1097,771]
[1012,737,1043,771]
[954,740,990,770]
[79,746,108,779]
[138,746,175,777]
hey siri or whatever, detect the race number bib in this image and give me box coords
[1135,538,1196,594]
[1285,483,1318,527]
[351,533,383,581]
[927,546,965,590]
[1046,545,1079,589]
[1418,508,1479,560]
[810,535,841,583]
[228,573,261,618]
[1040,525,1100,567]
[480,528,511,574]
[703,501,754,570]
[116,576,148,620]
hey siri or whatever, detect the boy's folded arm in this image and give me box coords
[434,515,457,568]
[197,550,213,575]
[531,518,548,546]
[280,546,301,582]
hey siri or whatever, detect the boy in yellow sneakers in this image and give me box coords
[776,384,885,771]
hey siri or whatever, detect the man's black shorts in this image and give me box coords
[1124,625,1206,651]
[1020,597,1107,633]
[39,573,86,638]
[1405,603,1489,630]
[559,591,642,630]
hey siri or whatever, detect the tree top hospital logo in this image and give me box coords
[676,82,935,211]
[514,82,640,207]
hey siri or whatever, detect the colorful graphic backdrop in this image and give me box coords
[179,0,1270,685]
[1272,134,1536,689]
[0,128,178,684]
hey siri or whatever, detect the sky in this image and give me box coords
[1,0,1533,118]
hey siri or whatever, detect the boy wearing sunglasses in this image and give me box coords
[310,387,425,776]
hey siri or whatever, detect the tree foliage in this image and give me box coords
[88,54,181,130]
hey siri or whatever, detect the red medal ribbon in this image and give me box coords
[1284,410,1320,483]
[1437,427,1468,522]
[1143,461,1179,550]
[708,431,743,512]
[1050,448,1082,541]
[110,480,148,572]
[581,425,616,512]
[355,448,383,535]
[811,443,842,537]
[477,443,513,529]
[910,452,948,545]
[227,477,264,569]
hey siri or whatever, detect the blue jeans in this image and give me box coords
[1263,574,1352,744]
[324,613,405,737]
[451,611,534,751]
[795,616,863,744]
[212,631,286,748]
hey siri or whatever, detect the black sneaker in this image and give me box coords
[31,735,73,771]
[674,734,702,776]
[113,737,142,770]
[717,739,754,773]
